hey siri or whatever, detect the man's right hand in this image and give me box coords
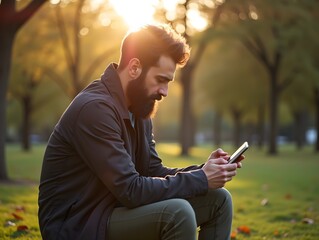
[202,157,238,189]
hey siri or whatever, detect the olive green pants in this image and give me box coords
[107,188,233,240]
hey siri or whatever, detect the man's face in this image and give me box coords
[127,55,176,119]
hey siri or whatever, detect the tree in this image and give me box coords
[5,0,128,160]
[282,78,313,149]
[0,0,46,180]
[46,0,124,98]
[8,2,56,150]
[315,89,319,151]
[306,1,319,152]
[9,68,41,151]
[198,39,267,147]
[155,0,226,155]
[219,0,312,154]
[278,0,319,152]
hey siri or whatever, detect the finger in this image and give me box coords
[216,148,228,157]
[237,162,242,168]
[225,163,237,170]
[223,176,232,183]
[229,170,237,177]
[210,158,228,165]
[209,148,228,159]
[226,171,237,182]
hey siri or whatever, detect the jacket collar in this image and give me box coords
[101,63,129,120]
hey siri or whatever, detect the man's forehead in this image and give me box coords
[151,55,176,79]
[157,72,174,82]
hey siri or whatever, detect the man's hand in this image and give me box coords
[202,149,239,189]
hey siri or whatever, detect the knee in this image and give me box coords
[206,188,233,214]
[220,188,232,204]
[165,199,197,227]
[166,198,196,219]
[160,199,197,239]
[210,188,232,204]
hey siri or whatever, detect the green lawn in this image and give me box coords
[1,143,319,239]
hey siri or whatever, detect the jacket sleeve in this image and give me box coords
[72,100,208,208]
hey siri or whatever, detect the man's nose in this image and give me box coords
[158,86,168,98]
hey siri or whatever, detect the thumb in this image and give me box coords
[209,148,228,159]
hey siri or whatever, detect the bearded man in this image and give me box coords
[38,24,242,240]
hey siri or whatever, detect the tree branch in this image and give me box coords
[0,0,15,27]
[251,32,269,64]
[15,0,47,30]
[190,1,224,66]
[43,66,71,97]
[278,67,297,93]
[71,0,86,94]
[54,5,75,80]
[73,0,85,80]
[81,48,117,86]
[239,33,272,70]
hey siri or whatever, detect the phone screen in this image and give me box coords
[228,142,249,164]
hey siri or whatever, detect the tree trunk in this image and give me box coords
[22,96,32,151]
[293,110,307,150]
[268,69,279,155]
[256,103,265,148]
[213,111,222,147]
[232,108,242,147]
[0,31,15,181]
[180,64,194,156]
[314,88,319,152]
[245,122,255,145]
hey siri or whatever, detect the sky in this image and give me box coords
[108,0,208,31]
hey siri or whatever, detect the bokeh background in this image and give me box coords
[1,0,318,179]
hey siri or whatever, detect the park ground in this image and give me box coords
[0,143,318,239]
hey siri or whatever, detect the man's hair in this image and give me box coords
[118,24,190,71]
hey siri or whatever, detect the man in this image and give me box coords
[38,24,243,240]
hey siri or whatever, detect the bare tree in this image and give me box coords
[0,0,46,181]
[46,0,119,98]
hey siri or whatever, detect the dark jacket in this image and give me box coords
[38,63,208,240]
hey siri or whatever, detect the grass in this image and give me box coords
[0,144,44,239]
[1,143,319,239]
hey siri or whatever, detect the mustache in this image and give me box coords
[152,94,162,101]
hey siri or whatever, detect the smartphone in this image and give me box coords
[228,141,249,164]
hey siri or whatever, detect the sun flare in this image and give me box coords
[109,0,208,32]
[109,0,159,30]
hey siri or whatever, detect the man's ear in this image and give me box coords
[128,58,142,79]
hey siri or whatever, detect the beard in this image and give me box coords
[127,74,161,119]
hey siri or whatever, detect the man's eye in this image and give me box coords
[157,78,165,83]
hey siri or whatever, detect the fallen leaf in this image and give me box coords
[12,213,24,220]
[17,225,28,231]
[231,230,237,239]
[237,225,251,235]
[15,206,26,212]
[302,218,314,224]
[4,221,16,227]
[284,194,292,200]
[273,229,280,236]
[261,198,269,206]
